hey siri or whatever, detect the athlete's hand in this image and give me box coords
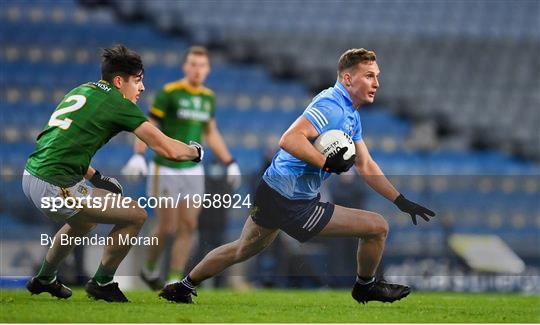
[190,141,204,163]
[121,154,148,176]
[89,169,124,195]
[225,160,241,190]
[394,194,436,225]
[323,147,356,174]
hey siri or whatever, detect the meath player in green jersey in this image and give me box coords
[22,45,203,302]
[122,46,240,289]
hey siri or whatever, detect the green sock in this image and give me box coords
[36,258,57,284]
[145,261,156,273]
[93,263,116,286]
[167,270,183,282]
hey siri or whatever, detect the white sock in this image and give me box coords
[356,275,375,285]
[38,276,57,285]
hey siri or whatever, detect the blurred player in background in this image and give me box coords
[160,48,435,304]
[22,45,203,302]
[122,46,241,289]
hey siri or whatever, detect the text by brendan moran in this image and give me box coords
[40,234,158,248]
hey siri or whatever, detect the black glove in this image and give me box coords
[89,169,123,195]
[189,141,204,163]
[394,194,435,225]
[323,147,356,174]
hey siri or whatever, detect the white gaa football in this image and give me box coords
[314,130,355,160]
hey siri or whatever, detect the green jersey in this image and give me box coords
[150,79,215,169]
[25,80,148,187]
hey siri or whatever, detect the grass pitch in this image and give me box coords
[1,288,539,323]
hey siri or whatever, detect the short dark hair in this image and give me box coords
[337,48,376,78]
[101,44,144,82]
[182,45,210,64]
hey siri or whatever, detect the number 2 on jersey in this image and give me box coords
[48,95,86,130]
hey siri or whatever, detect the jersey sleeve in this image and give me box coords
[149,89,168,120]
[352,112,363,142]
[112,99,148,132]
[302,99,342,135]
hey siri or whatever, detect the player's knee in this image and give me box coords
[357,212,388,239]
[133,207,148,227]
[187,218,198,232]
[154,223,174,237]
[177,218,198,235]
[159,225,176,238]
[373,213,389,238]
[69,222,97,235]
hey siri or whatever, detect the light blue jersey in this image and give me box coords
[263,80,362,200]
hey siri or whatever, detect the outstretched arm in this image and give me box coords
[121,118,159,176]
[354,139,400,201]
[355,140,435,224]
[133,121,200,162]
[204,118,241,189]
[204,119,233,164]
[131,117,158,154]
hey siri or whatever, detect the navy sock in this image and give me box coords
[180,275,198,290]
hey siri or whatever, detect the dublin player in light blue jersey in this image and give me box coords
[160,48,435,304]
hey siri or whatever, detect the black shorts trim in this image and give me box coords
[250,180,334,242]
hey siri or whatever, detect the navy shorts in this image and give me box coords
[250,180,335,243]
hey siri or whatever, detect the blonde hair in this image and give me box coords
[337,48,376,78]
[182,46,210,63]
